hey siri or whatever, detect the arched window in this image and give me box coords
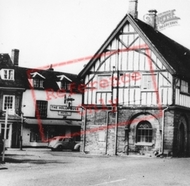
[136,121,153,143]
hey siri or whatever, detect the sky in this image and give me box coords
[0,0,190,74]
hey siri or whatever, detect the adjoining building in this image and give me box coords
[0,49,82,148]
[22,66,82,147]
[0,50,25,148]
[78,0,190,157]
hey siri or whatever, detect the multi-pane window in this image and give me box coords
[61,81,70,91]
[142,74,156,90]
[33,79,44,88]
[3,95,15,111]
[136,121,153,143]
[181,80,190,94]
[30,125,66,142]
[1,69,14,80]
[97,75,111,91]
[35,100,48,118]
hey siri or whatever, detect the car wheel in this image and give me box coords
[57,145,63,151]
[73,145,80,152]
[77,146,80,152]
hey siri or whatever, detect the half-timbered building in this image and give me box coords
[78,1,190,157]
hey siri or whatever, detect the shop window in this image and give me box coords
[30,130,42,142]
[30,125,66,142]
[35,100,48,118]
[3,95,15,111]
[71,127,81,141]
[136,121,153,143]
[30,126,46,142]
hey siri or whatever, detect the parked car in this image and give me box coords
[48,136,81,151]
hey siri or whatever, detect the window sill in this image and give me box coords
[180,91,190,96]
[141,89,157,92]
[135,143,153,147]
[2,79,14,81]
[96,90,112,92]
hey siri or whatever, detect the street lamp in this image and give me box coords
[66,95,75,109]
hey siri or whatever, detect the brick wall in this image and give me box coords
[82,107,190,157]
[83,108,164,155]
[163,110,174,154]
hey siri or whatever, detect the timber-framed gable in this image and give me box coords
[78,3,190,157]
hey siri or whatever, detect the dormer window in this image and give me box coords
[57,74,72,90]
[33,79,44,88]
[61,81,70,91]
[1,69,14,80]
[30,72,45,89]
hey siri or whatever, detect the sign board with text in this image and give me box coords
[50,105,81,120]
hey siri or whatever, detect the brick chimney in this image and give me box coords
[128,0,138,19]
[144,10,158,29]
[11,49,19,66]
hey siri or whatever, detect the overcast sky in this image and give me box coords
[0,0,190,74]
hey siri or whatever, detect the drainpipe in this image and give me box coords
[161,107,168,154]
[80,106,87,153]
[114,70,119,155]
[105,110,113,155]
[114,109,119,155]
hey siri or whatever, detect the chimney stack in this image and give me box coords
[147,10,158,29]
[128,0,138,19]
[11,49,19,66]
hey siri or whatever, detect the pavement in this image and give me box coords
[0,147,154,168]
[0,148,50,168]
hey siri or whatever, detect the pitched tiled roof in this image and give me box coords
[0,55,28,89]
[78,14,190,80]
[132,17,190,80]
[0,54,14,67]
[28,68,81,91]
[0,54,81,91]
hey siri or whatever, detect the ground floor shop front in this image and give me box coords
[22,118,82,147]
[0,118,22,148]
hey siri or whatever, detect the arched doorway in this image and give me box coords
[177,116,188,157]
[179,123,185,155]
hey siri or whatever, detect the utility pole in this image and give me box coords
[20,112,24,150]
[2,109,8,163]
